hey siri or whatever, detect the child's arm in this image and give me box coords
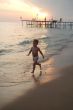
[27,48,32,56]
[38,48,44,59]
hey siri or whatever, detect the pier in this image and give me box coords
[20,18,73,29]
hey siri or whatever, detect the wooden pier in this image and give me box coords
[20,19,73,29]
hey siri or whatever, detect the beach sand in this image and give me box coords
[1,65,73,110]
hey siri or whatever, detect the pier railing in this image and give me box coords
[20,19,73,29]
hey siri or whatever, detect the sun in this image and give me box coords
[32,7,51,20]
[38,12,48,20]
[32,7,49,20]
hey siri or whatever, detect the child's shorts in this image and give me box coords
[33,56,39,62]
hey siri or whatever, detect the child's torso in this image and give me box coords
[32,47,39,57]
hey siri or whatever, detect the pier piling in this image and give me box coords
[21,19,73,29]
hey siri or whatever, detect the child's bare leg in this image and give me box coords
[31,63,36,74]
[37,63,41,70]
[37,63,42,76]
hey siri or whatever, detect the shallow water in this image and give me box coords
[0,21,73,87]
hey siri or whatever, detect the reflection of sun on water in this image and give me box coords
[32,58,57,85]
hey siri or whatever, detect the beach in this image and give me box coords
[1,65,73,110]
[0,43,73,110]
[0,21,73,110]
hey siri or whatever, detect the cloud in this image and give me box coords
[0,0,9,4]
[22,0,73,19]
[0,0,42,21]
[0,0,73,21]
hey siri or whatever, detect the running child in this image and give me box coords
[28,39,44,76]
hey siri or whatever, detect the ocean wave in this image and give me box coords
[18,39,31,46]
[0,49,12,55]
[18,35,49,46]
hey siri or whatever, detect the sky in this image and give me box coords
[0,0,73,21]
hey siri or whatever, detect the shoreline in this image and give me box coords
[1,64,73,110]
[0,40,73,110]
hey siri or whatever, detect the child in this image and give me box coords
[28,39,44,76]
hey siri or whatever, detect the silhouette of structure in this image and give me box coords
[20,17,73,29]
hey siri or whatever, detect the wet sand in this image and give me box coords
[1,65,73,110]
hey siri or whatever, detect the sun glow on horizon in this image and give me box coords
[31,7,51,20]
[0,0,52,21]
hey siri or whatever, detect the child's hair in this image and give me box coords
[33,39,39,45]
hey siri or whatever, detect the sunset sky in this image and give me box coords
[0,0,73,21]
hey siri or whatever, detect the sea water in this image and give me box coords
[0,21,73,87]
